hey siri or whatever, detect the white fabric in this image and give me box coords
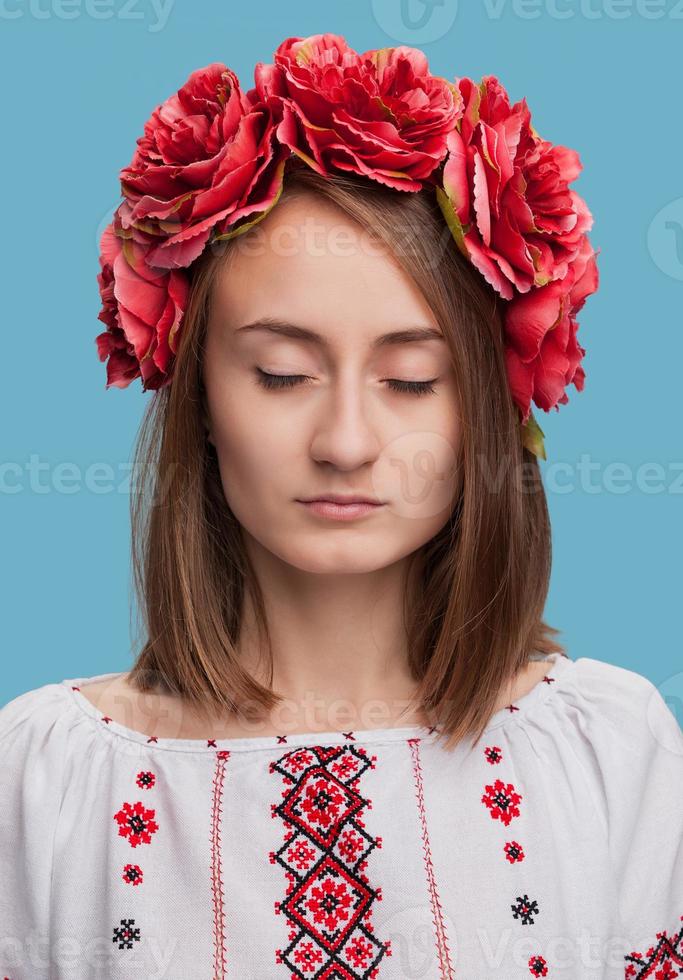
[0,652,681,980]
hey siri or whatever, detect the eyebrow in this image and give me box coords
[234,317,446,349]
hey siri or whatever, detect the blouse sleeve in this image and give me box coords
[572,659,683,975]
[0,682,72,980]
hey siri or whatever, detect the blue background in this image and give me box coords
[2,0,682,713]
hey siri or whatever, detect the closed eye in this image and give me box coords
[254,369,438,396]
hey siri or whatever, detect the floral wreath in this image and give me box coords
[95,32,599,460]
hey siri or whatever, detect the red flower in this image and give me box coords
[96,62,288,391]
[122,863,144,886]
[301,776,345,829]
[120,62,287,270]
[504,840,525,863]
[437,75,599,424]
[252,33,462,191]
[481,778,522,826]
[136,770,156,790]
[440,75,593,300]
[528,953,548,976]
[113,801,159,848]
[305,876,353,932]
[504,234,599,423]
[292,941,324,971]
[95,218,188,391]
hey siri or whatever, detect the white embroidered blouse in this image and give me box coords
[0,651,681,980]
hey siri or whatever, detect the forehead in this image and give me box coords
[210,193,440,340]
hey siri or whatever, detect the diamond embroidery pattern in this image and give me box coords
[270,743,391,978]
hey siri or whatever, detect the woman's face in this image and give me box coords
[202,192,462,574]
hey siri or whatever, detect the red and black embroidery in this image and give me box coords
[269,743,391,978]
[504,840,525,864]
[528,953,548,976]
[511,894,540,925]
[210,749,230,980]
[408,737,455,979]
[107,771,159,960]
[624,914,683,978]
[114,801,159,848]
[480,730,550,968]
[112,918,141,950]
[136,770,156,790]
[481,778,522,826]
[122,863,143,886]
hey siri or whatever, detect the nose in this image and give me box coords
[308,373,383,471]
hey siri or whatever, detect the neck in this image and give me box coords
[235,540,427,732]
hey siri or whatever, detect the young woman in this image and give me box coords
[1,33,681,980]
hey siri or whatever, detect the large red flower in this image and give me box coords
[252,33,463,191]
[439,75,593,301]
[504,235,600,424]
[96,61,289,390]
[119,62,288,270]
[95,216,188,391]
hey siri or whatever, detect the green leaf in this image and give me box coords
[521,411,546,460]
[435,185,470,260]
[213,158,288,243]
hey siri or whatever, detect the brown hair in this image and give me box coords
[125,160,566,751]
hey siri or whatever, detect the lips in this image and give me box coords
[298,495,384,505]
[298,498,385,521]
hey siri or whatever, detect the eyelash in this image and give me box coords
[254,369,438,397]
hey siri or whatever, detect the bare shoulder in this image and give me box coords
[522,657,555,689]
[78,673,194,738]
[492,657,553,713]
[76,676,113,707]
[77,674,135,713]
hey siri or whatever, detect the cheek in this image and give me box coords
[207,383,293,511]
[209,374,293,457]
[435,375,462,444]
[372,427,461,525]
[370,379,461,522]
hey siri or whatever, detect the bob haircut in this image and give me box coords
[125,159,566,752]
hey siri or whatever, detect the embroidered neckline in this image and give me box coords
[60,651,574,754]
